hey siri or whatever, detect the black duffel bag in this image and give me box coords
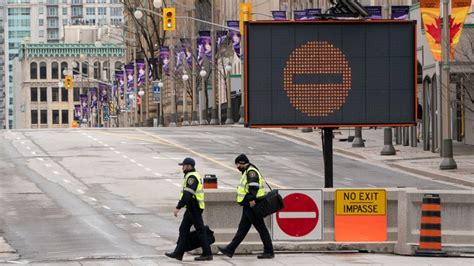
[185,225,215,252]
[252,181,284,219]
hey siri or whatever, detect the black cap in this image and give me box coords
[235,154,249,164]
[178,157,195,167]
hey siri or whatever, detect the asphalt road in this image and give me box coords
[0,127,466,263]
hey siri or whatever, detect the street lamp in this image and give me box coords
[134,10,144,20]
[153,0,163,8]
[182,72,190,126]
[225,63,234,124]
[199,68,208,125]
[157,80,164,126]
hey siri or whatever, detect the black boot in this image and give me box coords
[217,246,233,258]
[194,255,213,261]
[257,253,274,259]
[165,252,183,261]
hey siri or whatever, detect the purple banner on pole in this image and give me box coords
[99,82,108,103]
[124,64,134,92]
[227,21,241,58]
[365,6,383,19]
[216,30,228,51]
[294,10,307,20]
[198,31,211,66]
[160,47,170,75]
[80,94,88,120]
[391,6,409,20]
[179,39,192,68]
[90,87,97,109]
[74,104,81,120]
[115,70,124,95]
[136,59,145,86]
[305,8,322,19]
[149,57,157,81]
[272,10,287,20]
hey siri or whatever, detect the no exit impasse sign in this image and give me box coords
[335,189,387,242]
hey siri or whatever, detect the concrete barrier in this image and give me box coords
[203,188,474,255]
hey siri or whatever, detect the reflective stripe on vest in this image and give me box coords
[180,171,205,209]
[236,166,266,203]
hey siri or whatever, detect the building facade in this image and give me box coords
[13,43,124,129]
[0,0,6,129]
[5,0,124,129]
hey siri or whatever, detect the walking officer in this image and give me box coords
[165,157,213,261]
[218,154,274,259]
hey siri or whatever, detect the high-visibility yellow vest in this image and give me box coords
[236,166,266,203]
[180,171,205,209]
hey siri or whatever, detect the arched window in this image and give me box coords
[30,62,38,79]
[93,61,100,79]
[51,62,59,79]
[82,61,88,77]
[60,62,68,78]
[103,61,110,81]
[114,61,123,71]
[39,62,47,79]
[73,61,80,76]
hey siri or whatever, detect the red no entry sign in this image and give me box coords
[272,190,323,240]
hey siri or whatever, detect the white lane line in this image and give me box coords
[37,158,44,161]
[231,141,239,144]
[119,214,127,219]
[109,147,115,150]
[98,141,104,144]
[145,168,152,171]
[264,151,270,155]
[368,184,377,188]
[172,183,181,187]
[81,132,87,135]
[89,197,97,202]
[20,141,25,144]
[103,144,109,147]
[151,233,161,238]
[165,179,172,182]
[93,138,98,141]
[130,159,136,163]
[16,137,20,140]
[248,146,254,150]
[122,155,128,159]
[87,136,93,138]
[219,185,232,189]
[63,179,71,183]
[26,147,31,150]
[52,171,60,175]
[136,163,143,167]
[277,212,317,219]
[76,189,85,194]
[120,142,128,144]
[115,151,121,154]
[102,205,111,210]
[132,223,143,228]
[45,164,52,168]
[155,173,163,177]
[344,177,353,181]
[31,151,36,155]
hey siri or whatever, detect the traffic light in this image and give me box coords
[239,3,252,34]
[64,75,73,89]
[163,8,176,31]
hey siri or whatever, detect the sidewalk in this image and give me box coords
[0,237,17,262]
[264,127,474,188]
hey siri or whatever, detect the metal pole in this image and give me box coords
[381,128,396,155]
[352,127,365,147]
[225,65,234,124]
[323,128,333,188]
[423,80,430,151]
[440,0,457,169]
[200,73,208,125]
[133,45,138,127]
[169,33,177,127]
[238,0,245,124]
[191,3,199,126]
[210,0,218,125]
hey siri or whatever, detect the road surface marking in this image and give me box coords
[278,212,317,219]
[63,179,71,183]
[37,158,44,161]
[120,142,128,144]
[130,159,136,163]
[219,185,232,189]
[145,168,152,171]
[172,183,181,187]
[122,155,128,159]
[151,233,161,238]
[136,129,286,189]
[109,147,115,150]
[20,141,25,144]
[165,179,172,182]
[26,147,31,150]
[98,141,103,144]
[52,171,59,175]
[119,214,127,219]
[81,132,87,135]
[264,151,270,155]
[137,163,143,167]
[132,223,143,228]
[16,137,20,140]
[115,151,121,154]
[102,205,111,210]
[368,184,377,188]
[93,138,98,141]
[103,144,109,147]
[155,173,163,177]
[31,151,36,155]
[344,177,353,181]
[76,189,85,194]
[232,141,239,144]
[248,146,254,150]
[87,136,93,138]
[45,164,52,167]
[89,197,97,202]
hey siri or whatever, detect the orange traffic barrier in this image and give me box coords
[203,174,218,189]
[415,194,446,256]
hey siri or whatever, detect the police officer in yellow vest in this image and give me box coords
[218,154,274,259]
[165,157,213,261]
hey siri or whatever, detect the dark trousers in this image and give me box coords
[174,207,212,256]
[226,205,273,254]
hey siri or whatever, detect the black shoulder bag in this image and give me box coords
[252,179,285,218]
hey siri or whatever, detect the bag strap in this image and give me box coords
[262,177,273,191]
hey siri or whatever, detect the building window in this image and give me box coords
[40,110,47,124]
[39,19,44,26]
[39,62,47,79]
[30,87,38,102]
[62,7,67,15]
[61,110,68,124]
[47,7,58,17]
[30,62,38,79]
[86,7,95,15]
[52,87,59,101]
[61,62,68,78]
[110,7,122,17]
[73,61,79,75]
[98,7,106,15]
[63,19,68,25]
[82,62,88,77]
[86,0,95,3]
[110,0,119,3]
[98,0,105,3]
[40,87,47,102]
[61,88,68,102]
[47,18,59,28]
[73,88,80,101]
[52,110,59,124]
[51,62,59,79]
[39,30,44,37]
[72,7,83,17]
[31,110,38,124]
[47,30,59,40]
[39,7,44,15]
